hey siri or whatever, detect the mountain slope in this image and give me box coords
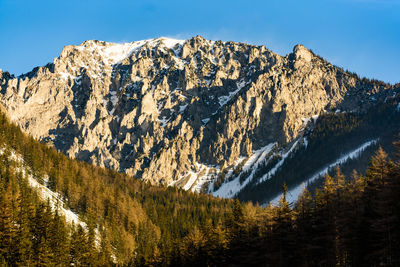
[0,35,399,203]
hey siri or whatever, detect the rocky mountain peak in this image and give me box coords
[292,44,313,64]
[0,36,397,198]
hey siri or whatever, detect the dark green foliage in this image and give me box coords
[238,100,400,203]
[176,145,400,266]
[213,167,228,191]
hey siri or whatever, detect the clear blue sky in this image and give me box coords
[0,0,399,83]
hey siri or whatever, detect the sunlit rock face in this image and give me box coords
[0,35,397,194]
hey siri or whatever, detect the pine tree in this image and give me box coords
[360,147,391,265]
[231,198,244,238]
[270,183,296,266]
[366,153,398,266]
[14,189,34,266]
[48,210,70,266]
[0,183,16,263]
[323,173,335,199]
[98,227,112,266]
[70,224,90,266]
[366,147,388,182]
[295,186,313,265]
[309,175,338,266]
[85,220,98,266]
[392,135,400,164]
[35,237,52,267]
[181,226,207,266]
[204,221,228,265]
[334,166,345,190]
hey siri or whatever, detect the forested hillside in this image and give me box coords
[238,100,400,204]
[175,146,400,266]
[0,110,235,265]
[0,108,399,266]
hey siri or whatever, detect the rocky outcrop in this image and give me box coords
[0,36,397,193]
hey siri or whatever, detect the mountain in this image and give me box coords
[0,36,400,266]
[0,35,399,204]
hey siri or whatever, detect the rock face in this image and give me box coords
[0,36,398,199]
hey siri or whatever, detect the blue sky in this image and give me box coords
[0,0,399,83]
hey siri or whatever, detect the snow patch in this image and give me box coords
[182,171,198,191]
[158,116,170,127]
[173,57,186,69]
[27,172,86,228]
[110,91,118,105]
[179,103,188,113]
[98,40,148,65]
[212,143,276,198]
[108,91,119,115]
[160,37,185,55]
[201,118,210,124]
[169,163,215,193]
[190,164,216,193]
[59,72,74,80]
[257,139,301,184]
[218,79,248,107]
[74,75,82,85]
[303,137,308,148]
[312,115,319,123]
[0,149,86,228]
[78,37,186,66]
[301,114,319,128]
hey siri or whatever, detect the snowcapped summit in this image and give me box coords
[74,37,186,65]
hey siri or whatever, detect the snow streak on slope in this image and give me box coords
[268,139,379,205]
[0,148,86,228]
[218,79,249,107]
[169,162,217,193]
[212,143,276,198]
[26,172,86,228]
[190,165,216,193]
[257,139,301,184]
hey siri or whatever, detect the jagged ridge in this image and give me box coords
[0,35,399,202]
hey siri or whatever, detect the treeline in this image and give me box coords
[176,146,400,266]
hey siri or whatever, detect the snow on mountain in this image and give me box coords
[77,37,185,66]
[212,143,275,198]
[0,148,87,228]
[210,138,305,199]
[26,171,86,228]
[257,139,301,184]
[169,162,216,193]
[218,79,249,107]
[268,139,379,205]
